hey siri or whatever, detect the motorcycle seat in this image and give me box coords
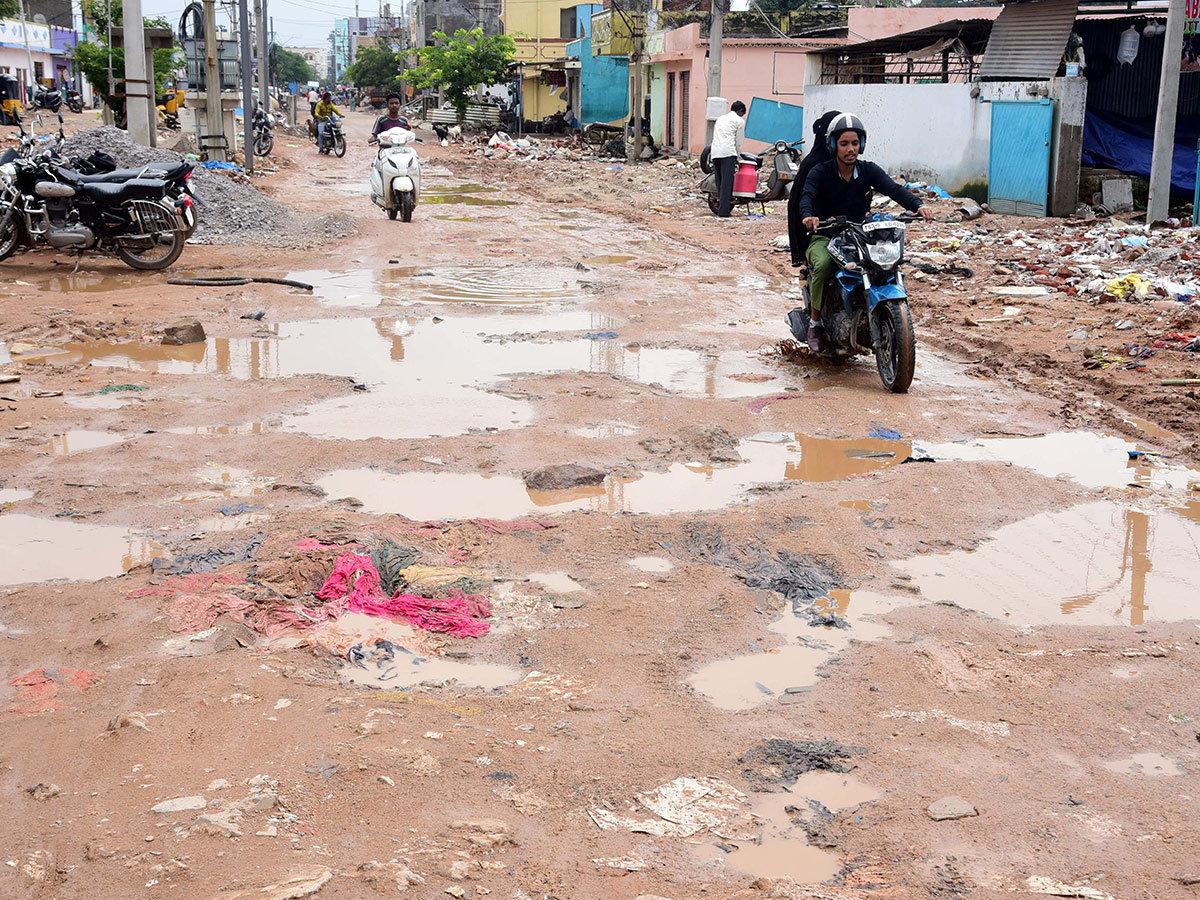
[738,152,763,166]
[81,178,167,203]
[77,162,189,183]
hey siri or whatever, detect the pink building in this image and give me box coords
[648,8,1001,156]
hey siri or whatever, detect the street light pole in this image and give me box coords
[705,0,725,145]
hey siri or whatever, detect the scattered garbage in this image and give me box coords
[589,776,757,839]
[8,666,103,714]
[737,738,867,790]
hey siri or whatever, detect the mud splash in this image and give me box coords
[317,435,908,517]
[894,501,1200,626]
[1101,753,1184,776]
[0,514,162,585]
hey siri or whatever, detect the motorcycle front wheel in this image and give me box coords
[874,302,916,393]
[116,229,185,271]
[254,132,273,156]
[333,134,346,158]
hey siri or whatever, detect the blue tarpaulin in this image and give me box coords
[1081,109,1198,196]
[745,98,804,146]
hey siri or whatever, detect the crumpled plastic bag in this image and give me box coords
[1104,273,1149,299]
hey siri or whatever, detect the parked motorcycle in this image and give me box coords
[63,86,83,114]
[252,103,274,156]
[0,122,189,270]
[369,127,422,222]
[785,212,920,393]
[317,112,346,157]
[698,139,801,215]
[72,149,198,240]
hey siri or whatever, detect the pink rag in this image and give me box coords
[315,553,491,638]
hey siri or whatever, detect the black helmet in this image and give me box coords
[34,88,62,113]
[826,112,866,153]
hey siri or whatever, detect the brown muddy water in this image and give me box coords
[0,514,162,585]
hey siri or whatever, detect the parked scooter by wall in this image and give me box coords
[369,128,422,221]
[698,139,801,215]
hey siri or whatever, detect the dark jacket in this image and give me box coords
[787,109,840,267]
[798,159,923,223]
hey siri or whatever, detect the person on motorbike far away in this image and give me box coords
[314,91,342,153]
[370,93,412,142]
[798,113,933,353]
[786,109,840,269]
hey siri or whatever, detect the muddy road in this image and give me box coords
[1,114,1198,900]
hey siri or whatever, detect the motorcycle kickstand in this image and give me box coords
[71,250,84,274]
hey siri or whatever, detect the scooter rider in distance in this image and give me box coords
[798,113,933,353]
[370,92,412,142]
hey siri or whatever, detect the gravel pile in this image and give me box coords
[62,127,355,248]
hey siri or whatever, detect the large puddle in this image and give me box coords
[317,435,910,518]
[925,431,1198,492]
[47,312,796,440]
[0,514,162,585]
[895,500,1200,626]
[287,264,583,308]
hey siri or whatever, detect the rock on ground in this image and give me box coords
[524,463,608,491]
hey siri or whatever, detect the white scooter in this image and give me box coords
[369,128,422,222]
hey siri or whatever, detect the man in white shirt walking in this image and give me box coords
[710,100,747,218]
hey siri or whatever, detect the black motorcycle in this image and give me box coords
[71,149,198,239]
[63,87,84,114]
[252,104,274,157]
[0,124,189,270]
[318,112,346,157]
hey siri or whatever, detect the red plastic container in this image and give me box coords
[732,160,759,198]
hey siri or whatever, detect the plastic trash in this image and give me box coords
[1117,25,1140,65]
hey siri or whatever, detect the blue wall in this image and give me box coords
[574,36,628,125]
[745,98,804,145]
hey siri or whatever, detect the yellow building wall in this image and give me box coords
[521,76,566,119]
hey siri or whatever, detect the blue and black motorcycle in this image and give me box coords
[787,211,919,393]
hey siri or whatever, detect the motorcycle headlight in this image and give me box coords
[268,114,276,126]
[867,242,902,268]
[0,162,15,181]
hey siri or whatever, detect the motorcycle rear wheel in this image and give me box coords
[333,135,346,158]
[116,229,185,271]
[707,195,721,216]
[874,302,916,393]
[0,206,23,261]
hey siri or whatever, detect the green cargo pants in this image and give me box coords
[805,235,833,316]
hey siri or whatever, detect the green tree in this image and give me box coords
[0,0,20,20]
[343,45,403,90]
[72,0,179,118]
[274,46,316,84]
[407,27,516,123]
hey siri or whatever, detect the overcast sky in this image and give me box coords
[140,0,367,50]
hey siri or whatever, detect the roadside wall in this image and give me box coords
[576,36,628,124]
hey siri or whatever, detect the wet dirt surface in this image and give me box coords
[1,113,1198,900]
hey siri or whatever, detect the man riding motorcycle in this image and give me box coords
[798,113,933,353]
[313,91,342,153]
[370,92,412,142]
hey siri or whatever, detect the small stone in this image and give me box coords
[190,810,243,837]
[449,818,513,848]
[25,783,61,801]
[161,319,206,345]
[237,791,278,813]
[206,778,231,791]
[152,795,206,814]
[927,796,978,821]
[255,825,278,837]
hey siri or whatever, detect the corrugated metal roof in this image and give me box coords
[809,19,994,59]
[979,0,1080,80]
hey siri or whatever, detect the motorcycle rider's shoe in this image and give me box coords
[807,320,826,354]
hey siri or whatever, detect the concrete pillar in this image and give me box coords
[145,46,157,148]
[123,0,152,146]
[1048,76,1087,218]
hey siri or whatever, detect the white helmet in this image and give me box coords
[826,112,867,153]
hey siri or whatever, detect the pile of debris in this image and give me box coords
[62,127,354,248]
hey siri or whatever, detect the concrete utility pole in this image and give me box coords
[203,0,226,160]
[1147,0,1187,221]
[123,0,152,145]
[256,0,268,108]
[17,0,37,103]
[238,0,254,172]
[628,0,644,162]
[705,0,725,145]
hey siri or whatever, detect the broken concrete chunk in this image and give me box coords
[524,463,607,491]
[926,796,978,821]
[25,783,61,801]
[161,318,206,345]
[215,866,332,900]
[449,817,514,848]
[190,809,243,837]
[152,795,206,814]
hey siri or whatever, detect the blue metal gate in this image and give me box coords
[988,99,1053,217]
